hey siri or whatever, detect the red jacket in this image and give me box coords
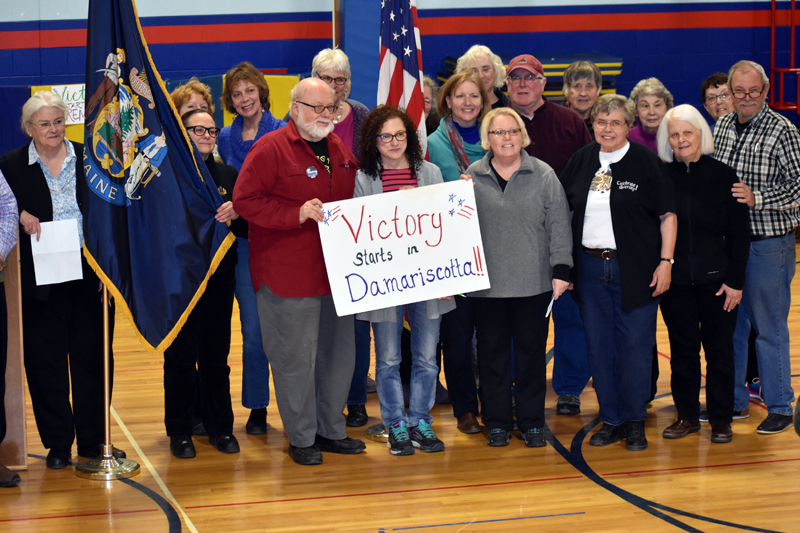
[233,120,358,297]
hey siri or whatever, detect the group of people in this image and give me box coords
[0,45,798,481]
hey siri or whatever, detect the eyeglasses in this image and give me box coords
[488,128,521,138]
[595,119,627,130]
[508,74,544,84]
[317,75,348,86]
[733,87,765,99]
[705,92,731,104]
[186,125,221,137]
[296,101,338,114]
[378,131,407,143]
[30,118,66,130]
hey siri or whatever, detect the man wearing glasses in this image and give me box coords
[233,78,365,464]
[506,54,593,418]
[714,60,800,435]
[701,72,734,127]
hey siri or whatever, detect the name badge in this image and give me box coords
[306,166,318,179]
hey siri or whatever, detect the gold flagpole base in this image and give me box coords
[75,444,140,480]
[365,423,388,443]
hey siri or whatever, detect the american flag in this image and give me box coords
[378,0,427,155]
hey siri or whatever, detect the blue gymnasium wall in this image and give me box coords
[0,0,798,154]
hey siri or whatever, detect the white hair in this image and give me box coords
[656,104,715,162]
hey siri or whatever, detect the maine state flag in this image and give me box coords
[83,0,234,352]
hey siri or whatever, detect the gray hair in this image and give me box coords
[480,107,531,151]
[629,77,674,109]
[21,90,68,133]
[312,48,351,80]
[455,45,507,88]
[656,104,715,162]
[563,60,602,96]
[591,94,636,127]
[728,60,769,86]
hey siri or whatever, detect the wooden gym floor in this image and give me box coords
[0,278,798,532]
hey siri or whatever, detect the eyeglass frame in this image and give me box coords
[295,101,338,114]
[705,92,731,104]
[377,131,408,143]
[487,128,522,138]
[594,119,628,130]
[507,73,546,84]
[186,125,221,138]
[28,118,66,130]
[732,87,766,100]
[316,74,348,86]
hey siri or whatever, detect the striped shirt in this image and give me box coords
[381,168,418,193]
[713,105,800,237]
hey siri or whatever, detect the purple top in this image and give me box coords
[628,122,658,153]
[334,109,355,153]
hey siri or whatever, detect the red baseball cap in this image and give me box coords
[506,54,544,77]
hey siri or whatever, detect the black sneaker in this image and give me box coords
[487,428,511,447]
[625,420,648,451]
[556,395,581,415]
[521,428,547,448]
[699,408,749,423]
[589,423,624,446]
[756,413,793,434]
[387,421,415,455]
[409,420,445,452]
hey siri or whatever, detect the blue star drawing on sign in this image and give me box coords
[458,198,465,207]
[449,193,456,203]
[323,209,332,225]
[449,208,455,217]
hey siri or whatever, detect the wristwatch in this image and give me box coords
[661,258,674,264]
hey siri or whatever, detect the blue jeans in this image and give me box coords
[347,319,371,405]
[551,290,591,396]
[733,233,796,416]
[579,253,659,425]
[235,239,270,410]
[372,303,441,427]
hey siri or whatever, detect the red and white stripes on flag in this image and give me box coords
[378,0,427,155]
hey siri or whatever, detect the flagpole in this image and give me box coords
[76,286,140,480]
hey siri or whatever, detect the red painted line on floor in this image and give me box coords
[183,474,586,509]
[0,508,160,523]
[603,456,800,477]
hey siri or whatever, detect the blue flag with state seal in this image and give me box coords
[82,0,234,352]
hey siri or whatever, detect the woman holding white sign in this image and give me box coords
[465,107,573,448]
[354,106,455,456]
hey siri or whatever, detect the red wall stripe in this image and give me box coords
[0,21,332,50]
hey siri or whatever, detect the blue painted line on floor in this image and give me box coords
[544,422,785,533]
[28,453,182,532]
[382,512,586,531]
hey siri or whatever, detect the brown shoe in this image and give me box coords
[662,419,701,439]
[457,413,482,434]
[711,423,733,443]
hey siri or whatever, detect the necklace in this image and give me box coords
[333,102,345,124]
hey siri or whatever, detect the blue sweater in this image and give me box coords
[217,111,286,171]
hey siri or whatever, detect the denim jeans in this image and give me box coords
[347,319,372,405]
[372,303,441,427]
[235,239,270,410]
[551,290,591,396]
[579,253,659,425]
[733,233,796,416]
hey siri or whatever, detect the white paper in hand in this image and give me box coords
[30,219,83,285]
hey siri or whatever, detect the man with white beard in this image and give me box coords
[233,77,363,465]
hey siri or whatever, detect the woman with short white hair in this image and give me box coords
[656,104,750,445]
[456,44,509,109]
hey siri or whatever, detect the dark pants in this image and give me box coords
[440,295,479,418]
[23,277,113,449]
[660,283,737,424]
[474,293,550,432]
[347,319,371,405]
[164,263,236,437]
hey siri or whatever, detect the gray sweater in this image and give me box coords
[353,160,457,322]
[466,150,573,298]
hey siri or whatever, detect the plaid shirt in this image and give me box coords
[713,104,800,236]
[0,169,19,264]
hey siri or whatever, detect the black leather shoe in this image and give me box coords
[625,420,648,451]
[209,434,240,454]
[46,446,72,469]
[170,436,196,458]
[245,408,267,435]
[289,444,322,465]
[77,446,127,460]
[315,434,366,454]
[0,464,20,487]
[589,423,624,447]
[346,404,368,427]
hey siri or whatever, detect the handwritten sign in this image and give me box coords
[319,180,490,316]
[51,84,85,125]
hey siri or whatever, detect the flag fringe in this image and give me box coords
[82,231,237,355]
